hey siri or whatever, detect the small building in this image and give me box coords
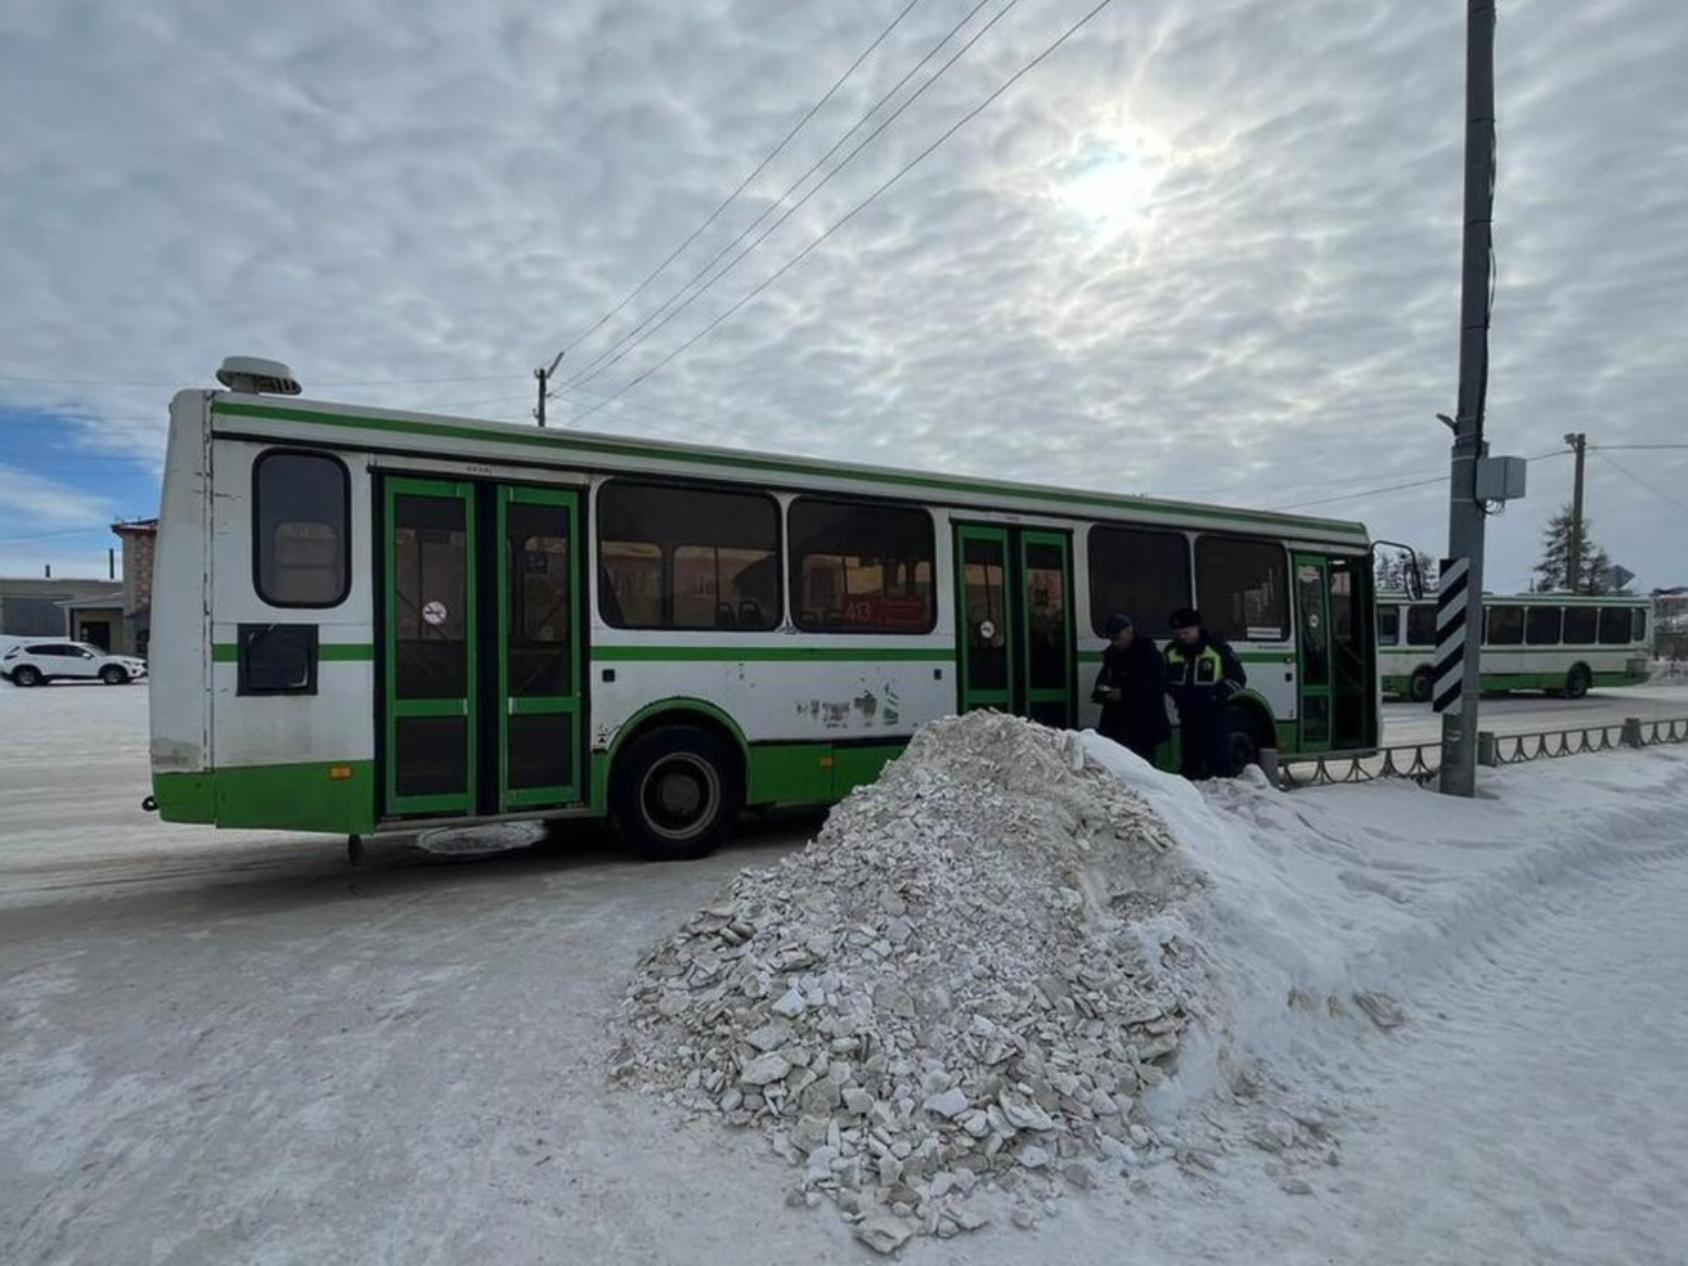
[0,576,123,639]
[0,518,158,655]
[111,518,157,657]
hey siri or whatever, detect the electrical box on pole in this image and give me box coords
[1474,456,1526,502]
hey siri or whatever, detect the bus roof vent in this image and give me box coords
[215,356,302,396]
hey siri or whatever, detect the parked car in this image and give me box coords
[1,641,147,686]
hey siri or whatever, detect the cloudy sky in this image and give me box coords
[2,0,1684,590]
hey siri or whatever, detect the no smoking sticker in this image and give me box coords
[423,600,448,627]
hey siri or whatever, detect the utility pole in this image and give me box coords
[1437,0,1497,798]
[533,351,564,428]
[1563,431,1587,592]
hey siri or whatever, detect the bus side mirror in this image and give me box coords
[1403,556,1426,602]
[1371,540,1426,602]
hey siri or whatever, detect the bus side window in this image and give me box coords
[1598,606,1631,645]
[1377,607,1401,645]
[789,498,935,635]
[1634,608,1648,643]
[1086,526,1190,638]
[253,451,349,608]
[596,481,781,631]
[1486,605,1524,646]
[1525,606,1562,645]
[1193,536,1288,641]
[1563,607,1597,645]
[1405,605,1436,646]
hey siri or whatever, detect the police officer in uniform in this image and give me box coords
[1090,613,1170,763]
[1163,607,1247,780]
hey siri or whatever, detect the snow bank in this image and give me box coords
[615,713,1204,1248]
[614,711,1688,1251]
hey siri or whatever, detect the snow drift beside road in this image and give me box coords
[616,711,1688,1254]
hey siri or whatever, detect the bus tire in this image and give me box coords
[611,725,742,862]
[9,665,41,687]
[1564,665,1591,700]
[1408,667,1434,703]
[100,665,129,685]
[1224,706,1264,772]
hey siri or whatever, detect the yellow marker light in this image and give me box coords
[819,756,836,770]
[328,766,354,781]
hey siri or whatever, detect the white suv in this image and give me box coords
[1,641,148,686]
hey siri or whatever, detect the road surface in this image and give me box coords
[1381,683,1688,746]
[5,680,1687,1264]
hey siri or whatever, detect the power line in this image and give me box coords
[573,0,1116,426]
[553,0,928,363]
[0,524,117,545]
[566,0,1008,391]
[1270,447,1570,512]
[1593,448,1688,515]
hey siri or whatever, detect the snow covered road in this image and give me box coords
[4,686,1688,1264]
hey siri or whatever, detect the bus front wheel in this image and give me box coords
[1564,665,1591,700]
[611,725,742,862]
[1224,707,1264,773]
[1408,668,1434,703]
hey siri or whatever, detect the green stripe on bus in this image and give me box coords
[212,642,375,663]
[592,645,954,663]
[209,401,1367,538]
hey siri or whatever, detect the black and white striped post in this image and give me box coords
[1432,557,1471,715]
[1437,0,1496,798]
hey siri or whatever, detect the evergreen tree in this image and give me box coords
[1533,503,1606,593]
[1585,547,1613,595]
[1416,551,1438,591]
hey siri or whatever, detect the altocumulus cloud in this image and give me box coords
[1,0,1684,585]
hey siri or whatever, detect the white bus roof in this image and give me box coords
[195,390,1372,547]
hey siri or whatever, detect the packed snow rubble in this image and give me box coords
[614,712,1214,1250]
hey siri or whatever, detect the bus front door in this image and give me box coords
[1293,553,1334,749]
[381,479,583,820]
[954,524,1075,729]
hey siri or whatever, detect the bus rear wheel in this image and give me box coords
[1564,665,1591,700]
[1408,667,1434,703]
[612,726,742,862]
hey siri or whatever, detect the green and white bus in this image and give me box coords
[147,361,1391,858]
[1377,591,1653,702]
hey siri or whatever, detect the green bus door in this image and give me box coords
[495,487,581,812]
[384,478,478,816]
[1294,553,1334,750]
[382,479,582,820]
[954,524,1075,728]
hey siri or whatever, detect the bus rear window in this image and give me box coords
[1635,608,1648,642]
[1378,607,1401,645]
[254,451,349,607]
[789,498,934,634]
